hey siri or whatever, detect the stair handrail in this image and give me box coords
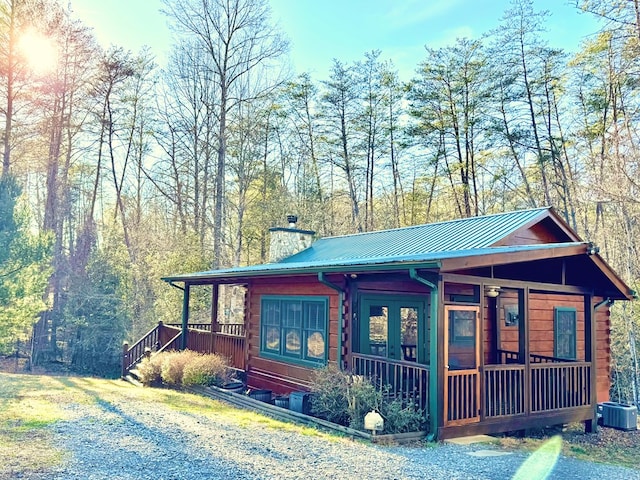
[122,321,164,377]
[156,331,182,355]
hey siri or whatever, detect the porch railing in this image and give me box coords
[163,324,245,369]
[165,323,246,337]
[167,323,212,332]
[351,353,429,414]
[213,331,245,370]
[447,370,480,424]
[218,323,246,336]
[163,325,214,354]
[123,321,247,377]
[496,349,520,364]
[484,364,525,418]
[530,362,591,412]
[530,353,574,364]
[157,331,182,354]
[482,361,591,419]
[497,349,577,365]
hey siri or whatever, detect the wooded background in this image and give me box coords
[0,0,638,405]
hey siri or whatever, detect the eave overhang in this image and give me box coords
[161,241,634,301]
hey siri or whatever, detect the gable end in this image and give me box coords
[493,211,581,247]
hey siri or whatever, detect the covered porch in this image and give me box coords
[346,272,611,439]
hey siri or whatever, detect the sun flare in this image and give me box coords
[18,28,57,75]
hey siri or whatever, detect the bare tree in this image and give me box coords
[162,0,288,268]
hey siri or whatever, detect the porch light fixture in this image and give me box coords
[485,285,501,298]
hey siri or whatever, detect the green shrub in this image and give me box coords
[309,364,350,425]
[308,365,426,434]
[309,366,382,428]
[380,397,426,433]
[136,352,164,387]
[160,350,199,385]
[346,376,381,430]
[182,353,230,386]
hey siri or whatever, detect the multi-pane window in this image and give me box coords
[554,307,577,360]
[260,296,328,364]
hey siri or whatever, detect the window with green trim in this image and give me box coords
[554,307,577,360]
[260,296,328,365]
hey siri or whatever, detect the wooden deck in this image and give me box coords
[124,325,595,440]
[122,322,247,377]
[350,352,594,436]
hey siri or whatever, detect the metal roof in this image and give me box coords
[161,242,588,283]
[281,207,552,265]
[162,208,572,281]
[161,207,634,300]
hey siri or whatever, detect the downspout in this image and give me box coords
[318,272,344,370]
[409,268,439,442]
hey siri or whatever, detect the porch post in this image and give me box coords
[429,283,440,438]
[211,284,219,353]
[585,294,598,433]
[521,287,530,416]
[408,268,439,438]
[181,283,190,350]
[211,284,219,332]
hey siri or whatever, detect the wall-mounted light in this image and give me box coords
[485,285,501,298]
[349,273,358,279]
[587,242,600,255]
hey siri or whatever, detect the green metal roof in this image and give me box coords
[281,207,553,265]
[163,207,575,282]
[162,242,588,283]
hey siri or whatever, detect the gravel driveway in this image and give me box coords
[22,380,640,480]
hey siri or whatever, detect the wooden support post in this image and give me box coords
[491,296,499,365]
[432,279,442,439]
[211,284,220,332]
[521,288,531,416]
[156,321,163,350]
[181,284,190,350]
[122,342,129,378]
[211,284,219,353]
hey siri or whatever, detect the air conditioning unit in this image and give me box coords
[599,402,638,431]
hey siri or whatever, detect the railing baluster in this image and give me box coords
[351,353,429,419]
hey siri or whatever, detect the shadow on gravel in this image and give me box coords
[52,379,255,478]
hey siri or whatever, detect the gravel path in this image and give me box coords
[20,381,640,480]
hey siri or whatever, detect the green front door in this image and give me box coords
[359,295,426,363]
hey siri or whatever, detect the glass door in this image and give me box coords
[360,296,424,363]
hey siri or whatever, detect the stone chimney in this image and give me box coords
[268,215,315,262]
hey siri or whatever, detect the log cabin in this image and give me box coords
[123,207,634,440]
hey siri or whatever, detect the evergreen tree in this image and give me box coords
[0,175,51,356]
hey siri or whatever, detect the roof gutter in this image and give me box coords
[409,267,439,442]
[162,261,442,284]
[318,272,344,370]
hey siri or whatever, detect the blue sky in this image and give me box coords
[71,0,600,80]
